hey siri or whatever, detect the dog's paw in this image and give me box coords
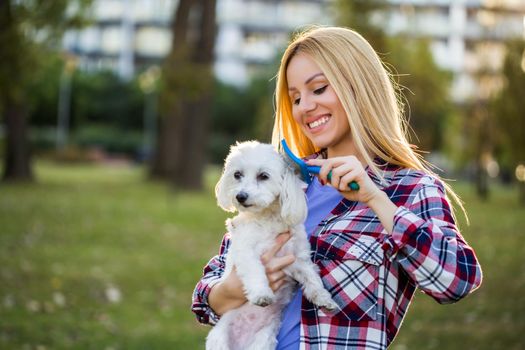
[320,299,338,312]
[253,295,275,307]
[311,290,338,312]
[246,285,275,306]
[247,289,275,307]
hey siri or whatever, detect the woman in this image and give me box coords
[192,26,482,349]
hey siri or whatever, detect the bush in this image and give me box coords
[74,124,143,156]
[30,127,58,152]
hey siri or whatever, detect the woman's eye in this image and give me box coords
[293,97,301,105]
[257,172,269,181]
[234,171,243,180]
[314,85,327,95]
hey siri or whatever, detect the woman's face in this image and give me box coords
[286,53,353,156]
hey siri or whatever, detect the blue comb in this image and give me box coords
[281,139,359,190]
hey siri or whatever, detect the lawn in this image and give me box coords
[0,161,523,349]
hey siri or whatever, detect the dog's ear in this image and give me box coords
[215,170,236,212]
[280,166,307,225]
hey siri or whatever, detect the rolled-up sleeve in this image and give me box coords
[191,233,231,325]
[382,176,483,304]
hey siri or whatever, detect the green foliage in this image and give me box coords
[333,0,388,53]
[27,53,64,127]
[72,71,145,130]
[28,67,147,157]
[491,40,525,169]
[209,76,275,163]
[0,163,523,348]
[0,0,93,107]
[74,124,143,156]
[385,36,454,152]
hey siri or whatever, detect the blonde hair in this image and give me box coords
[272,26,467,222]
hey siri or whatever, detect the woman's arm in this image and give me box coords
[306,157,482,304]
[191,233,231,325]
[208,267,247,316]
[192,232,295,324]
[380,175,483,303]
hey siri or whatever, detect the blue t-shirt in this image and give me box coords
[276,178,343,349]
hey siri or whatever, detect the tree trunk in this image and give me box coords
[151,0,216,190]
[2,100,33,181]
[473,101,491,200]
[519,179,525,206]
[1,1,33,182]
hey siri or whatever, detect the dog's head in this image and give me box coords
[215,141,307,225]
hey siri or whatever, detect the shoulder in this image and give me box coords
[380,166,447,205]
[390,168,444,190]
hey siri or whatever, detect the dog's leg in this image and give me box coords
[284,226,338,311]
[231,245,275,307]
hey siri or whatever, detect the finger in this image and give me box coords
[265,254,295,273]
[305,158,326,166]
[318,161,335,185]
[320,158,348,185]
[328,163,352,189]
[270,279,286,292]
[337,168,360,191]
[267,270,286,284]
[261,232,291,264]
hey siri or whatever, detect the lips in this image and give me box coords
[307,115,331,130]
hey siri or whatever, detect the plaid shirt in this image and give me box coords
[192,162,483,349]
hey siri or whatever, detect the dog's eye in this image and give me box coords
[257,172,270,181]
[234,171,243,180]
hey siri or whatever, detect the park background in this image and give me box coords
[1,0,524,349]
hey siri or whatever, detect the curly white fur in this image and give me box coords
[206,141,337,350]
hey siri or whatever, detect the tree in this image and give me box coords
[0,0,92,181]
[152,0,217,190]
[491,39,525,203]
[333,0,389,53]
[386,36,453,152]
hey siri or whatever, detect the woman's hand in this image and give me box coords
[307,156,397,233]
[261,232,296,292]
[209,232,295,315]
[306,156,383,204]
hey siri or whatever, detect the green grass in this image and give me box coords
[0,162,523,349]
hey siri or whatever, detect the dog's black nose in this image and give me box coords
[236,192,249,204]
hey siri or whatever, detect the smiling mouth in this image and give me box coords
[240,203,253,208]
[307,115,330,129]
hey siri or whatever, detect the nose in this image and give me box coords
[236,191,249,204]
[298,95,316,114]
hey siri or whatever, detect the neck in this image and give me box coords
[326,140,367,166]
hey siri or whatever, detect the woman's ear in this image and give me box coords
[279,166,307,226]
[215,170,236,212]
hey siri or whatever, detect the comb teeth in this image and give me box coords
[280,138,360,191]
[281,139,313,184]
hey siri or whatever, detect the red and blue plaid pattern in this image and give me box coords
[192,164,483,349]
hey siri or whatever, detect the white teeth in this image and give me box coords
[308,116,330,129]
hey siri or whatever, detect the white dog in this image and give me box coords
[206,141,337,350]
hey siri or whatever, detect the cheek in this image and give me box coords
[257,180,281,199]
[291,106,302,123]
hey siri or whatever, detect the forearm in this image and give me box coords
[366,190,397,234]
[208,276,247,316]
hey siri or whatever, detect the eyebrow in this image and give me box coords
[288,72,325,91]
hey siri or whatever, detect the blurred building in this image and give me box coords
[384,0,525,102]
[63,0,524,100]
[62,0,332,87]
